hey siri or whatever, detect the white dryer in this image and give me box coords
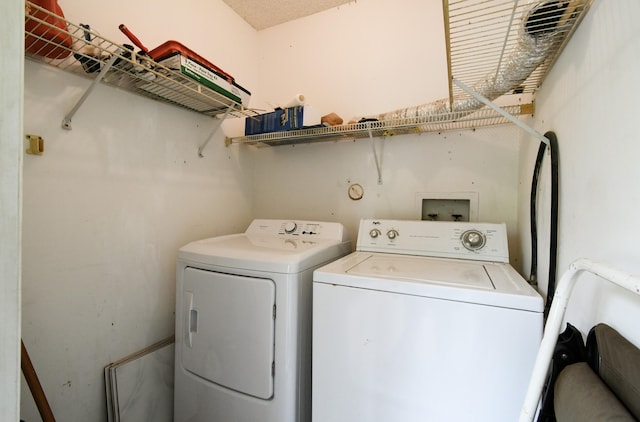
[312,219,543,422]
[174,219,351,422]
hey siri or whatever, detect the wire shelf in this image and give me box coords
[444,0,593,105]
[226,104,532,146]
[229,0,592,148]
[25,1,590,147]
[24,1,253,119]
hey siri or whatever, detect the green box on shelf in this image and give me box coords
[157,53,251,106]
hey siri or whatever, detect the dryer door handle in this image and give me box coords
[184,291,197,348]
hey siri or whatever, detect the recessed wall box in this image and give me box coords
[416,192,479,222]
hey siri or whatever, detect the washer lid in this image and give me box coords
[314,252,543,312]
[347,255,495,290]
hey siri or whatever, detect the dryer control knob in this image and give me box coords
[387,229,399,240]
[369,228,382,239]
[284,221,297,234]
[461,229,486,251]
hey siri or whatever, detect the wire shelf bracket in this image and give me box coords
[453,78,549,146]
[61,54,118,130]
[367,123,384,185]
[198,105,234,157]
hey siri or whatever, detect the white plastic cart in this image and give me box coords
[519,258,640,421]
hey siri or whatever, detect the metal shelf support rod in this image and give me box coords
[494,0,520,84]
[198,105,234,157]
[62,54,119,130]
[442,0,454,109]
[367,123,383,185]
[453,78,549,146]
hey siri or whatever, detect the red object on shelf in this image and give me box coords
[118,24,235,84]
[25,0,73,59]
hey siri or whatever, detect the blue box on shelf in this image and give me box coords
[245,106,320,136]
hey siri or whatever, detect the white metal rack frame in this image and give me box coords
[24,1,255,154]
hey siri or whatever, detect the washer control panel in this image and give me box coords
[357,219,509,263]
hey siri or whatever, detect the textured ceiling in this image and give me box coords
[222,0,354,30]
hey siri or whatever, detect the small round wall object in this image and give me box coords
[348,183,364,200]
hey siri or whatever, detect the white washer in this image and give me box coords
[174,219,351,422]
[312,219,543,422]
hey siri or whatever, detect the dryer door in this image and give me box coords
[182,267,276,399]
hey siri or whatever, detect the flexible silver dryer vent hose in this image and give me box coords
[375,0,585,121]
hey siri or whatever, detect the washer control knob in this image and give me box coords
[387,229,399,240]
[461,229,486,251]
[284,221,297,234]
[369,228,382,239]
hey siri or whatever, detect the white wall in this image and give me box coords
[519,0,640,345]
[249,127,522,260]
[1,0,23,419]
[252,0,449,120]
[20,0,258,420]
[249,0,524,264]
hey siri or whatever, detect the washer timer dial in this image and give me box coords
[461,229,486,251]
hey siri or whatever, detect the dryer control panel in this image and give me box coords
[246,219,348,242]
[356,219,509,263]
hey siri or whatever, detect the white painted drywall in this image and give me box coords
[1,0,23,420]
[519,0,640,346]
[20,0,258,420]
[253,0,449,121]
[248,126,522,259]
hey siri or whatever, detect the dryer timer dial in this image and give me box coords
[283,222,297,234]
[461,229,486,251]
